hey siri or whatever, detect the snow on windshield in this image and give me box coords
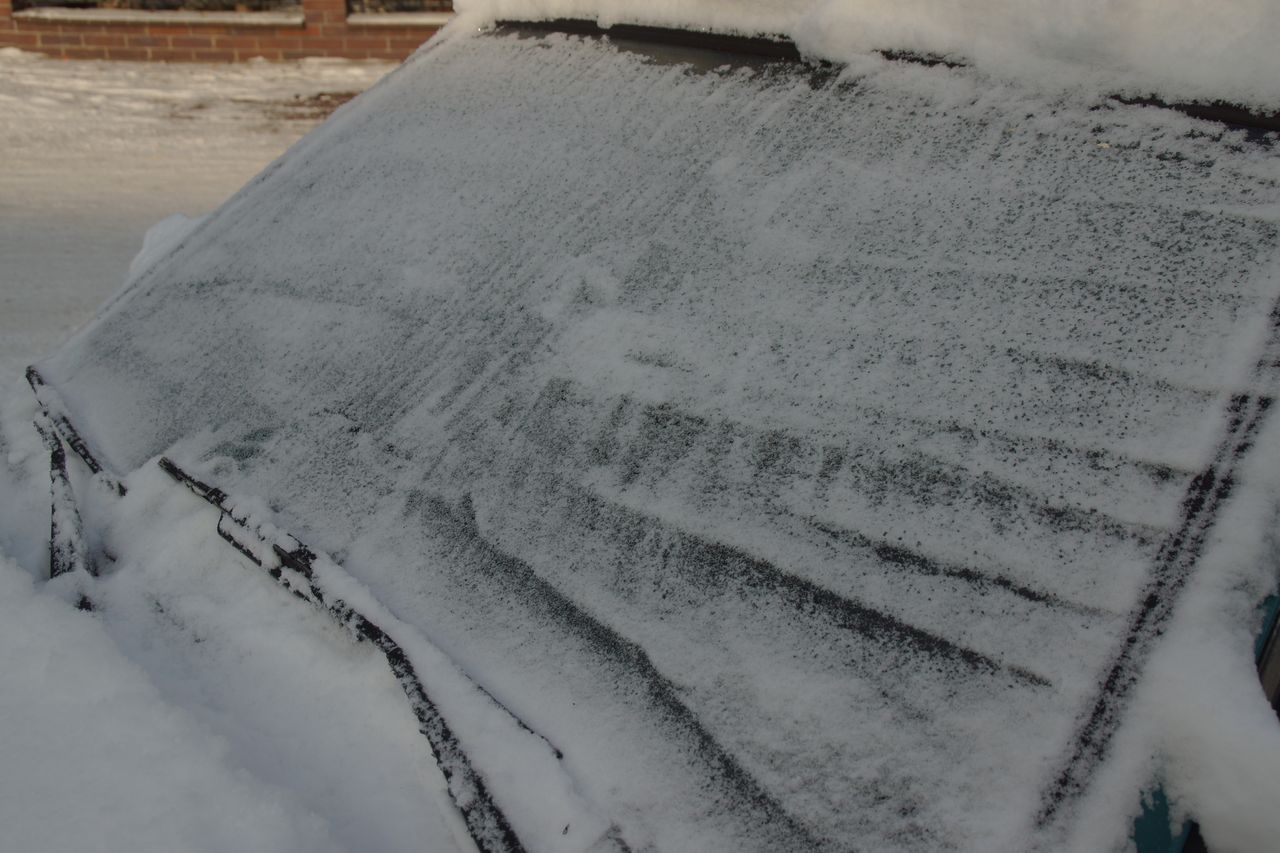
[453,0,1280,111]
[28,28,1280,853]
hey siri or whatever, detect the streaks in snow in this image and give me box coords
[803,515,1102,618]
[158,457,529,853]
[1038,301,1280,827]
[413,491,827,852]
[830,451,1162,546]
[533,380,1173,560]
[554,484,1054,687]
[514,379,1155,616]
[677,529,1052,686]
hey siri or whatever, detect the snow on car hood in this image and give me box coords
[33,28,1280,853]
[453,0,1280,111]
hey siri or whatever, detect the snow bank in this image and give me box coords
[0,551,344,853]
[450,0,1280,109]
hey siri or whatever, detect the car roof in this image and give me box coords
[37,23,1280,852]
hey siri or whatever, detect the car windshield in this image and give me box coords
[28,23,1280,852]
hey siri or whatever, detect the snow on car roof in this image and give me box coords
[453,0,1280,112]
[33,24,1280,853]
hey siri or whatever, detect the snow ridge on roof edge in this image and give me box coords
[448,0,1280,113]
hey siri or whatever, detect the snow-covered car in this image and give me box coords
[3,3,1280,853]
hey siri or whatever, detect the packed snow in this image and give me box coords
[4,9,1280,853]
[451,0,1280,110]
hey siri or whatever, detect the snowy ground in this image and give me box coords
[0,47,393,380]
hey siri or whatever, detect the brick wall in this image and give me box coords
[0,0,448,62]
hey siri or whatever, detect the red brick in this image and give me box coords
[145,47,188,61]
[54,23,105,34]
[295,36,344,51]
[0,10,453,63]
[60,45,107,59]
[258,36,305,52]
[1,31,38,47]
[341,35,386,50]
[304,10,344,26]
[126,35,169,48]
[83,33,129,48]
[210,34,249,49]
[170,35,213,49]
[104,47,149,60]
[38,33,83,46]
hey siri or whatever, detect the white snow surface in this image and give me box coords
[0,460,477,853]
[0,47,393,381]
[1,380,616,853]
[451,0,1280,110]
[0,51,441,853]
[0,552,343,853]
[4,24,1280,853]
